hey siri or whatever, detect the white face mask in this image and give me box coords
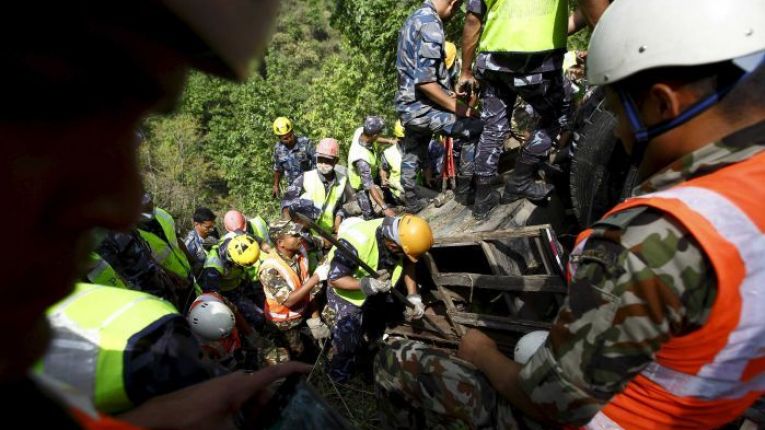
[317,163,334,175]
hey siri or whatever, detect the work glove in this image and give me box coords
[404,294,425,321]
[314,261,330,282]
[306,317,330,340]
[360,275,392,297]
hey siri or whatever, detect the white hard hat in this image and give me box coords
[187,300,236,341]
[587,0,765,85]
[514,330,549,365]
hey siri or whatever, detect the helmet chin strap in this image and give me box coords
[616,54,765,168]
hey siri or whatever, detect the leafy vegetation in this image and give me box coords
[140,0,590,232]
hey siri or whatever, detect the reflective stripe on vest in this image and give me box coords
[478,0,568,53]
[300,169,347,232]
[259,248,310,322]
[138,208,191,278]
[348,127,379,190]
[577,150,765,429]
[328,218,403,307]
[40,284,177,414]
[383,144,404,199]
[248,216,271,246]
[203,245,245,291]
[86,253,128,289]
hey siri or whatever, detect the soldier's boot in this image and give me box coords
[473,175,500,221]
[405,196,428,214]
[454,175,475,206]
[501,155,555,204]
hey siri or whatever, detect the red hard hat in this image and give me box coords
[316,138,340,159]
[223,210,246,232]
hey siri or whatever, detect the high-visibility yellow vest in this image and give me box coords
[85,253,128,289]
[38,284,178,414]
[382,144,404,199]
[300,169,347,233]
[478,0,568,54]
[328,218,403,307]
[348,127,379,190]
[247,215,271,246]
[203,244,248,291]
[138,208,192,279]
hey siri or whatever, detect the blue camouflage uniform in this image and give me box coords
[273,135,316,186]
[395,0,483,208]
[323,223,401,383]
[468,0,572,176]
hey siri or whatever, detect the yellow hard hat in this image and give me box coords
[397,215,433,262]
[394,120,405,138]
[227,234,260,266]
[444,41,457,70]
[273,117,293,136]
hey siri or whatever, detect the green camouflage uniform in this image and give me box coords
[375,123,765,428]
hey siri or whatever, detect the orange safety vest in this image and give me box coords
[569,150,765,430]
[260,248,310,322]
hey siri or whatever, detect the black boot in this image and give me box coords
[501,155,555,204]
[473,175,500,221]
[454,175,475,205]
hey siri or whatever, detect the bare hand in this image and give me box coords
[456,71,477,98]
[457,329,497,366]
[383,208,397,218]
[272,184,280,198]
[119,362,311,430]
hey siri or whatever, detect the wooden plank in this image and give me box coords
[422,253,467,336]
[434,225,551,245]
[434,272,566,294]
[450,311,552,333]
[480,241,520,316]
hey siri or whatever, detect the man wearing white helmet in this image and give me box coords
[281,137,354,236]
[376,0,765,428]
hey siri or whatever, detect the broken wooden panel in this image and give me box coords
[422,224,566,338]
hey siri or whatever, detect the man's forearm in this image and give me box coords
[474,349,548,423]
[273,171,281,188]
[329,276,360,291]
[461,12,482,74]
[283,273,320,307]
[404,262,417,295]
[418,82,457,112]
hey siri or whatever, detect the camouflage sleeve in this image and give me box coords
[354,160,375,190]
[273,145,282,172]
[259,267,292,305]
[328,239,360,281]
[414,21,443,85]
[306,139,316,169]
[280,174,305,210]
[518,207,717,426]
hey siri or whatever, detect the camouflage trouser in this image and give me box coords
[401,113,483,203]
[261,321,304,361]
[323,287,366,383]
[474,68,571,176]
[374,339,518,430]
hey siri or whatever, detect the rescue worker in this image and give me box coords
[395,0,484,213]
[184,206,217,272]
[375,1,765,428]
[281,137,353,235]
[201,233,264,332]
[258,219,325,360]
[39,284,218,414]
[89,230,180,306]
[271,116,315,198]
[348,116,397,219]
[137,194,195,293]
[187,292,259,370]
[324,215,433,382]
[457,0,572,219]
[4,1,309,428]
[247,214,272,251]
[379,120,407,206]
